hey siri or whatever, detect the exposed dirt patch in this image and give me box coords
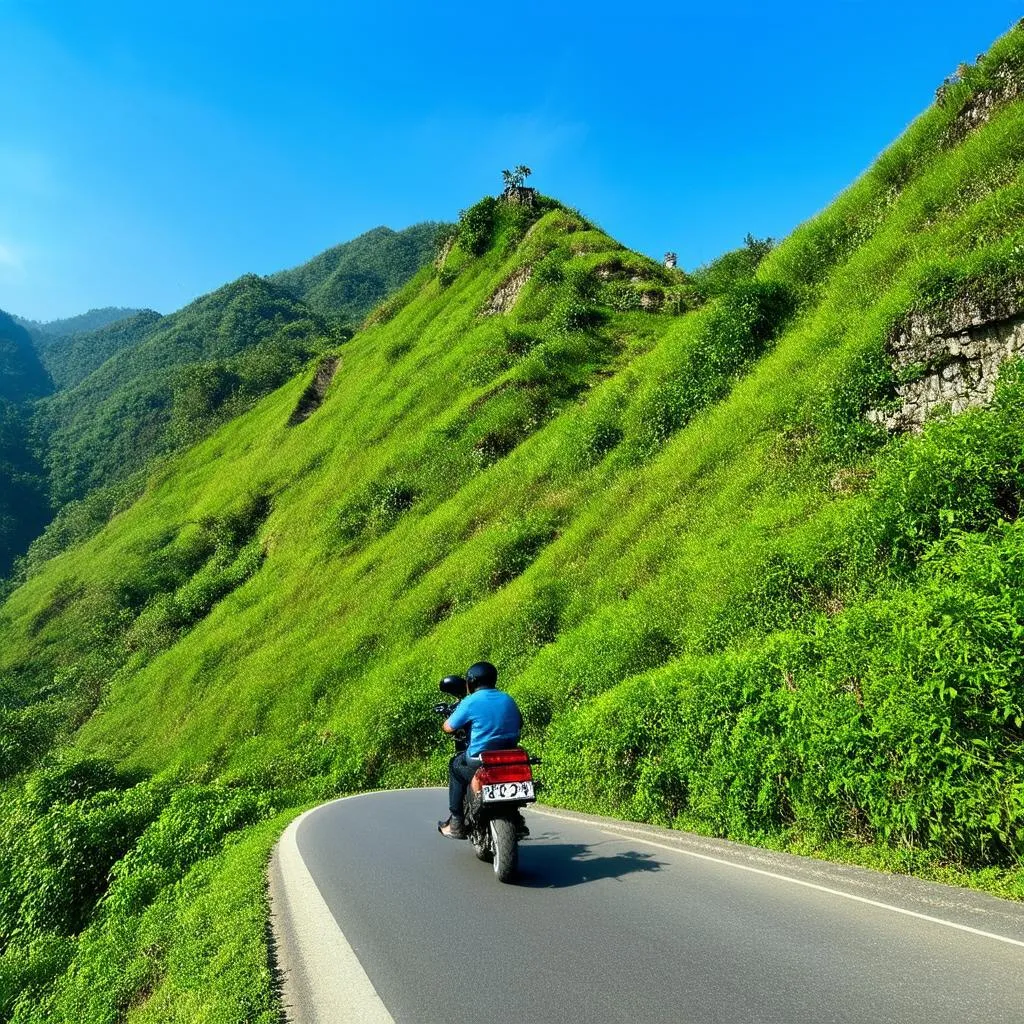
[288,356,340,426]
[434,236,455,268]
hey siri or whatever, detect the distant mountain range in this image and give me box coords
[15,306,144,342]
[0,221,445,581]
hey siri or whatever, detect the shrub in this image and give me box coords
[106,784,272,916]
[335,478,419,543]
[457,197,499,256]
[621,279,795,459]
[0,781,166,941]
[0,934,75,1020]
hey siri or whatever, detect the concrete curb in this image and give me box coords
[269,798,395,1024]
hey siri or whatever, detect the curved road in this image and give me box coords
[270,789,1024,1023]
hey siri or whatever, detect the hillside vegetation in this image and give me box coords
[269,222,443,324]
[0,314,52,579]
[36,311,164,392]
[16,308,143,344]
[32,275,335,507]
[0,227,441,590]
[0,313,52,404]
[4,23,1024,1022]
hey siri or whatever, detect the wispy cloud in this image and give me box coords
[0,241,24,272]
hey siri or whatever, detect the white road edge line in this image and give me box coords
[274,802,395,1023]
[532,808,1024,951]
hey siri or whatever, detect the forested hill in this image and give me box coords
[0,223,441,587]
[269,222,443,323]
[37,310,164,391]
[0,311,52,403]
[3,20,1024,1023]
[33,274,335,507]
[0,312,51,582]
[16,307,143,344]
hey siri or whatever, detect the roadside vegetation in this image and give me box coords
[2,21,1024,1022]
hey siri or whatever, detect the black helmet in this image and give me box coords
[439,674,467,698]
[466,661,498,692]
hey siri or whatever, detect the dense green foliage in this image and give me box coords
[0,401,49,582]
[0,760,288,1024]
[0,313,51,403]
[3,21,1024,1022]
[37,311,163,392]
[269,223,443,326]
[32,275,334,507]
[689,233,774,298]
[0,314,52,580]
[16,308,143,344]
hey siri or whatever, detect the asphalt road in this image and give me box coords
[271,789,1024,1023]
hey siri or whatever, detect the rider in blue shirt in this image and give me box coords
[438,661,522,839]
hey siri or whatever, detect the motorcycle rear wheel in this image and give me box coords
[490,817,518,882]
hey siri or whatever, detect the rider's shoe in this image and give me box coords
[438,816,466,839]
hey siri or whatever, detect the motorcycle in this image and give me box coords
[434,675,538,883]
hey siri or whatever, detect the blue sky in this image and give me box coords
[1,1,1020,321]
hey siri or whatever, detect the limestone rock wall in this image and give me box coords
[867,292,1024,432]
[481,267,532,316]
[941,62,1024,146]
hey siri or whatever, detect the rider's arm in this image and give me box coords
[444,696,472,735]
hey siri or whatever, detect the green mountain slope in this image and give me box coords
[32,275,335,506]
[16,307,143,345]
[37,310,164,391]
[269,222,444,324]
[4,22,1024,1022]
[0,311,52,403]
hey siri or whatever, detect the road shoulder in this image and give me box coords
[269,801,396,1024]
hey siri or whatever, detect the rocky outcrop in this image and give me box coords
[481,267,532,316]
[502,186,536,207]
[434,236,455,268]
[866,291,1024,432]
[941,62,1024,146]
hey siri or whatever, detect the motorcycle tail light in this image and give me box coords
[480,748,530,766]
[478,764,534,785]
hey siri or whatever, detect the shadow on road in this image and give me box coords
[515,840,665,888]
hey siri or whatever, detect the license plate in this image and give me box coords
[482,780,535,803]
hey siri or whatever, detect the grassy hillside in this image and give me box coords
[3,22,1024,1022]
[269,222,444,325]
